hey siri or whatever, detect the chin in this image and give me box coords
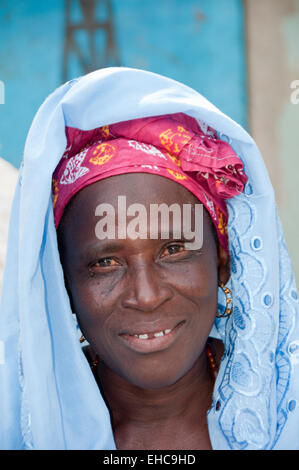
[121,360,194,391]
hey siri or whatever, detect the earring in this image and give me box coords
[216,281,233,318]
[79,334,99,375]
[72,313,86,343]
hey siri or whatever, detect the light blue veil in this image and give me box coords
[1,67,298,450]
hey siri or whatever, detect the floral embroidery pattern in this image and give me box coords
[60,148,89,184]
[128,140,167,160]
[216,206,227,235]
[167,168,188,180]
[160,125,192,155]
[89,143,116,166]
[167,152,181,167]
[52,178,59,208]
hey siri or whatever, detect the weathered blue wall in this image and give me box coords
[0,0,247,168]
[0,1,64,168]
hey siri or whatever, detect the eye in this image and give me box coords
[160,243,186,258]
[90,257,120,270]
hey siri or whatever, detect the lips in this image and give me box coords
[120,320,184,337]
[119,320,185,354]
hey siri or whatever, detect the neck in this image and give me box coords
[96,346,214,428]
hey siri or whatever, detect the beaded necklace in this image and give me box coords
[205,341,219,384]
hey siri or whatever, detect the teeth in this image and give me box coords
[154,331,164,338]
[132,328,173,339]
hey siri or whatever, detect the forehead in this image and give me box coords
[78,173,200,207]
[58,172,214,245]
[61,173,202,224]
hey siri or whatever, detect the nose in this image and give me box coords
[121,263,173,312]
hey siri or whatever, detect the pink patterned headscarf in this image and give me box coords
[52,113,248,251]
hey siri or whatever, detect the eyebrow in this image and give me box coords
[81,240,126,259]
[80,231,191,259]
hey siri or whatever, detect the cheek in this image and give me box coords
[164,256,218,303]
[69,272,124,330]
[166,257,219,338]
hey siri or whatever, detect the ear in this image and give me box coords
[217,243,230,285]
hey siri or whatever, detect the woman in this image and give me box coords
[54,111,243,450]
[1,67,298,450]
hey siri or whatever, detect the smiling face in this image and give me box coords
[57,173,230,390]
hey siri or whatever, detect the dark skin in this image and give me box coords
[57,173,230,450]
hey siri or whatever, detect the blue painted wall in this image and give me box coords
[0,0,247,168]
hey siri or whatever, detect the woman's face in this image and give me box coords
[58,173,230,389]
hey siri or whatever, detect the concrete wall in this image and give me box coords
[245,0,299,284]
